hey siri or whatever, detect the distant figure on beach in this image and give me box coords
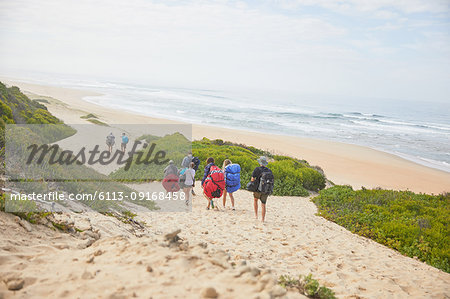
[251,156,274,222]
[106,132,115,153]
[202,157,225,210]
[182,162,196,206]
[121,133,129,152]
[222,159,241,210]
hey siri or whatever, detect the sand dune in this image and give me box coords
[0,210,297,299]
[1,188,449,298]
[1,79,449,298]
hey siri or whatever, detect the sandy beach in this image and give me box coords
[1,78,450,299]
[1,188,449,299]
[2,1,450,298]
[2,78,450,194]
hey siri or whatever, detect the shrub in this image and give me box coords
[313,186,450,273]
[80,113,98,119]
[86,119,109,126]
[110,137,326,197]
[278,274,336,299]
[192,138,325,196]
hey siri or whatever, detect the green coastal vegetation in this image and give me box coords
[110,132,191,181]
[313,186,450,273]
[80,113,108,126]
[0,82,156,213]
[111,135,326,196]
[278,274,336,299]
[86,118,109,126]
[0,82,76,153]
[80,113,98,119]
[192,138,326,196]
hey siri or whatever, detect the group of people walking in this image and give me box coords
[163,153,200,205]
[163,152,274,222]
[105,133,274,221]
[106,132,129,153]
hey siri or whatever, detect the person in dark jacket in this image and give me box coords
[251,156,271,222]
[201,157,215,186]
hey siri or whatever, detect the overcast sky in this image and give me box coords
[1,0,449,102]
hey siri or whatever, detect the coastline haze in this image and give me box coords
[1,0,450,103]
[1,0,449,172]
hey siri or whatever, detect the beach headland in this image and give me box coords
[2,77,449,194]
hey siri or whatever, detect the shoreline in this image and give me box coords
[83,93,450,174]
[2,77,450,194]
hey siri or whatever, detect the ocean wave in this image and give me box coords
[79,80,450,169]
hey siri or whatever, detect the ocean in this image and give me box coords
[23,77,450,173]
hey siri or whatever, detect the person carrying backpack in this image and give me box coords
[106,132,115,153]
[191,156,200,171]
[162,160,180,193]
[202,157,225,210]
[121,133,129,152]
[182,162,196,206]
[181,152,193,168]
[251,156,274,222]
[222,159,240,210]
[164,160,178,177]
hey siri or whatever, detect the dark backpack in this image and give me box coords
[192,156,200,171]
[258,169,274,195]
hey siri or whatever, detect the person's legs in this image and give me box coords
[229,192,235,209]
[222,190,227,208]
[204,193,211,209]
[254,198,258,219]
[261,203,266,222]
[260,195,268,222]
[183,187,191,205]
[253,192,260,218]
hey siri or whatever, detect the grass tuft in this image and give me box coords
[278,274,336,299]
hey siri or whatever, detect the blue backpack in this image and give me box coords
[225,164,241,193]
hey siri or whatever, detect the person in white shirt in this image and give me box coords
[183,162,196,205]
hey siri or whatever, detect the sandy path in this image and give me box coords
[1,187,449,298]
[135,186,450,299]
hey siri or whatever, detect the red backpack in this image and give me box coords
[203,165,225,198]
[162,173,180,192]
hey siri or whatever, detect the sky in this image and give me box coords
[1,0,450,103]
